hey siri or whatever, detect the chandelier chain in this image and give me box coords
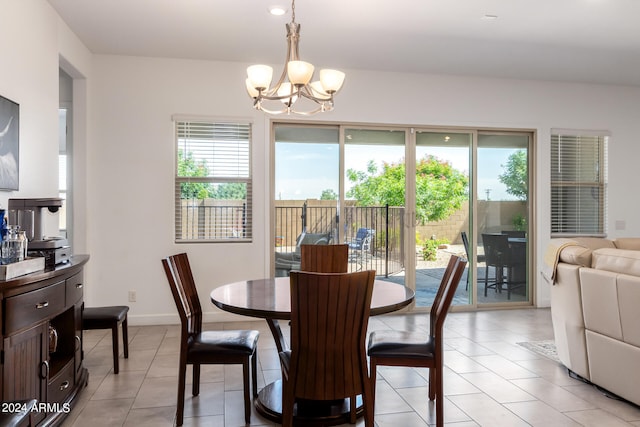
[291,0,296,24]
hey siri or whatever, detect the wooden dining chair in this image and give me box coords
[299,243,349,273]
[280,270,376,427]
[162,253,260,426]
[367,255,467,427]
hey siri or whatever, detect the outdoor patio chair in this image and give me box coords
[275,231,332,276]
[347,228,375,267]
[482,233,526,299]
[461,231,488,290]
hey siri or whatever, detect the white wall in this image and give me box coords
[85,55,640,322]
[0,1,60,204]
[4,2,640,324]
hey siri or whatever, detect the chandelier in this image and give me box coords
[245,0,345,115]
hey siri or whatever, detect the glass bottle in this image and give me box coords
[16,230,27,262]
[2,225,24,264]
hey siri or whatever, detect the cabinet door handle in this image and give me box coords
[36,301,49,309]
[76,283,83,289]
[59,381,70,391]
[40,360,49,379]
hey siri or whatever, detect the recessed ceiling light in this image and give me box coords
[269,6,287,16]
[482,14,498,20]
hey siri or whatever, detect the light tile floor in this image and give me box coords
[62,308,640,427]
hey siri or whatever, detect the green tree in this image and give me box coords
[346,155,468,224]
[498,150,528,200]
[320,189,338,200]
[178,150,214,199]
[214,183,247,199]
[179,150,247,200]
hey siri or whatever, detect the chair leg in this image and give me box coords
[281,378,295,427]
[121,316,129,359]
[176,355,188,426]
[349,393,357,424]
[484,266,489,296]
[362,375,374,427]
[111,324,120,374]
[243,359,251,424]
[251,351,258,398]
[435,366,444,427]
[369,359,377,418]
[192,364,200,396]
[428,367,436,400]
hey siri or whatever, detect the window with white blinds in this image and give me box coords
[174,118,252,242]
[550,131,608,237]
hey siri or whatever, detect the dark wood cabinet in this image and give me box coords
[0,255,89,426]
[3,321,48,425]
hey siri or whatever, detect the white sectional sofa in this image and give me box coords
[550,237,640,406]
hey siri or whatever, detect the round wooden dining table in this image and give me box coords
[210,276,414,425]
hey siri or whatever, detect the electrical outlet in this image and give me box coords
[128,290,136,302]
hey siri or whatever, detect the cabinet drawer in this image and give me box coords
[48,359,75,404]
[66,272,84,305]
[4,282,66,335]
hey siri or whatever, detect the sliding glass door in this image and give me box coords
[343,128,406,285]
[273,124,339,277]
[414,131,472,307]
[272,123,533,308]
[477,133,530,305]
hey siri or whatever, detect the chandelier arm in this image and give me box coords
[254,98,332,115]
[298,86,334,103]
[255,103,288,115]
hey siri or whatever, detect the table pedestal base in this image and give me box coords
[255,380,364,426]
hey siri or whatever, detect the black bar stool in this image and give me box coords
[83,306,129,374]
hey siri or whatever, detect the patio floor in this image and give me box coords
[381,244,529,307]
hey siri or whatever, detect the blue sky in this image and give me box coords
[275,142,523,201]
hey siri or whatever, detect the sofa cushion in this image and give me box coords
[558,238,616,266]
[559,246,594,267]
[591,248,640,276]
[586,330,640,407]
[573,237,616,250]
[613,238,640,250]
[580,268,622,341]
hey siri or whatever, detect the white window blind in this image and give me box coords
[550,131,607,236]
[174,119,252,242]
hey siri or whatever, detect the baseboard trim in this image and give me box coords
[126,311,254,326]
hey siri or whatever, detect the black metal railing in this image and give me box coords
[274,202,404,277]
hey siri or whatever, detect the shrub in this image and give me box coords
[422,238,449,261]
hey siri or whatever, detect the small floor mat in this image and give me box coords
[517,340,560,362]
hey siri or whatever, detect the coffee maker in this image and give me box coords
[7,198,70,266]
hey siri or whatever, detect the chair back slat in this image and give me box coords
[288,270,375,400]
[300,244,349,273]
[430,255,467,339]
[162,253,202,335]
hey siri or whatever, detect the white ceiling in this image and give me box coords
[48,0,640,86]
